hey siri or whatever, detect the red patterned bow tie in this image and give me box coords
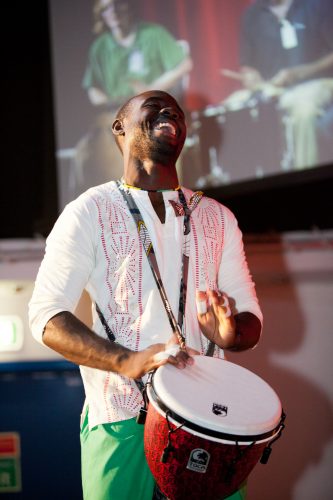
[169,191,203,217]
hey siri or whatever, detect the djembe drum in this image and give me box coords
[144,356,285,500]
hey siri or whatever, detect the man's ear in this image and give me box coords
[112,119,125,136]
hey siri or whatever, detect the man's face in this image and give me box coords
[100,0,132,31]
[122,91,187,163]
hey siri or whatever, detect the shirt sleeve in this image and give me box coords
[28,195,97,344]
[218,205,263,326]
[152,24,189,71]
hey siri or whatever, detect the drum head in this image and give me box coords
[150,356,281,440]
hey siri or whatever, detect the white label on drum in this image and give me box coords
[187,449,210,473]
[212,403,228,417]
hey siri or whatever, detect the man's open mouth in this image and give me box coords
[154,121,177,136]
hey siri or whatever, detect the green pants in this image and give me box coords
[80,411,246,500]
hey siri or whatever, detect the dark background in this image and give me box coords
[1,1,332,239]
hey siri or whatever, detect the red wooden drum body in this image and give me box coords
[144,356,283,500]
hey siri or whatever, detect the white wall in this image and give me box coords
[227,231,333,500]
[0,239,63,363]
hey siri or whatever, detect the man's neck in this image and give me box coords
[123,160,179,192]
[268,0,293,19]
[112,29,136,47]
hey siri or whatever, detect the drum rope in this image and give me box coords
[260,411,286,464]
[225,441,256,483]
[160,411,185,464]
[136,372,153,425]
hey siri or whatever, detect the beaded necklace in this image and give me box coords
[121,180,181,193]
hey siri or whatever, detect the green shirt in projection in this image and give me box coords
[82,22,187,103]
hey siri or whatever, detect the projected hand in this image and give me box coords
[240,66,264,91]
[270,65,310,87]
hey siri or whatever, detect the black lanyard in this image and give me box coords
[117,181,200,349]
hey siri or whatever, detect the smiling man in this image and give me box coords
[29,90,262,500]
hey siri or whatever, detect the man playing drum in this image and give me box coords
[29,90,262,499]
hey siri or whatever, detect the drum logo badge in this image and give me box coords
[212,402,228,417]
[187,448,211,473]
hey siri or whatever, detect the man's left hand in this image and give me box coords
[196,289,236,349]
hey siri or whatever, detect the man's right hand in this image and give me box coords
[123,337,197,379]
